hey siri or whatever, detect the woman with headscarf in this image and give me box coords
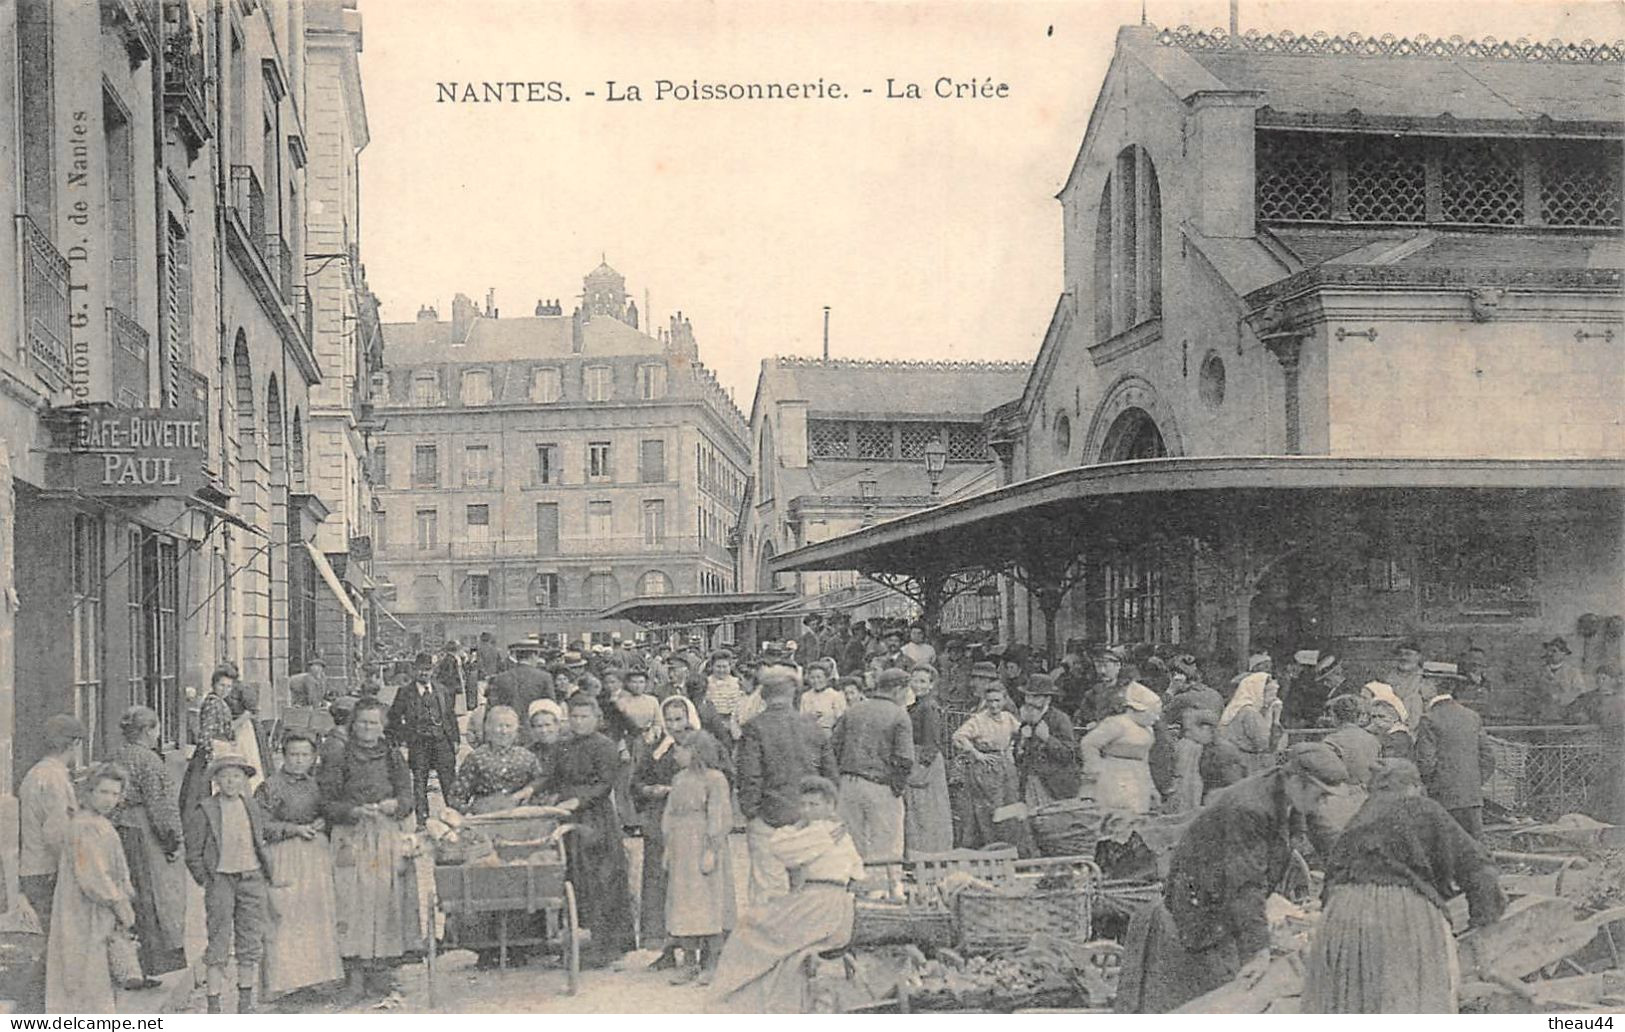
[633,695,700,969]
[526,698,565,786]
[1079,682,1163,814]
[108,706,188,983]
[1363,683,1415,762]
[1303,759,1506,1012]
[1218,672,1286,776]
[447,705,541,815]
[903,665,954,855]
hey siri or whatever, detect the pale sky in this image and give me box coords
[356,0,1622,405]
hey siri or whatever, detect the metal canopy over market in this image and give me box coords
[770,455,1625,651]
[597,591,794,627]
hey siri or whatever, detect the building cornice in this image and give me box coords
[1154,24,1625,64]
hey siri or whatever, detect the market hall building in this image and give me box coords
[773,25,1624,715]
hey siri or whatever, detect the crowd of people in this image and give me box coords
[15,613,1622,1014]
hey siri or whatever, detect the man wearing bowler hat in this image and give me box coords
[387,652,460,824]
[1013,673,1081,806]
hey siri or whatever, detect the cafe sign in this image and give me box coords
[51,406,208,497]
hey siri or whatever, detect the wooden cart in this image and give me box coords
[426,812,581,999]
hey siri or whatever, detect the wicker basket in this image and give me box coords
[851,900,957,948]
[1030,800,1109,858]
[955,885,1094,953]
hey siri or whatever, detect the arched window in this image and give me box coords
[757,422,775,503]
[1054,412,1072,457]
[585,573,620,609]
[638,571,671,597]
[1094,146,1163,339]
[1099,408,1168,463]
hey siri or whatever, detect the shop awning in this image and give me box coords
[597,591,794,626]
[770,456,1625,576]
[306,543,366,637]
[747,581,905,619]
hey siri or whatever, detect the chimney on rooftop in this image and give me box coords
[484,288,496,318]
[451,292,477,343]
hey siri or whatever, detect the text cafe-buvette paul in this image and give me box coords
[46,404,208,496]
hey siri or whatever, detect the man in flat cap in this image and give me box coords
[830,666,915,862]
[1117,741,1348,1013]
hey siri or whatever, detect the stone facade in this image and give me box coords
[1001,24,1624,685]
[371,270,748,649]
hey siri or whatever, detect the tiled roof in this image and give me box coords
[1154,26,1625,126]
[763,357,1029,420]
[380,312,663,362]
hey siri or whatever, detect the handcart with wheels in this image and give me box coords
[426,808,581,999]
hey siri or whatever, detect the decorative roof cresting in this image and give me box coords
[1153,25,1625,63]
[776,356,1030,372]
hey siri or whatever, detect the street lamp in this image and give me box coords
[924,438,948,497]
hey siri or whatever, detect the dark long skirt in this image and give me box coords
[1115,901,1241,1014]
[115,820,189,976]
[638,802,669,948]
[569,798,635,960]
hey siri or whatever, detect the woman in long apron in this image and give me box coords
[317,698,420,998]
[903,666,953,855]
[256,732,344,999]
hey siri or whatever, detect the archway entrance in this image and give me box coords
[1099,407,1167,462]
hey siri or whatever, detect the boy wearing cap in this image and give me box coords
[184,753,274,1014]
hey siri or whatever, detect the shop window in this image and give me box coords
[72,513,106,758]
[128,531,181,744]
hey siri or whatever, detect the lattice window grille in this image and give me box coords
[946,424,987,461]
[1442,140,1524,225]
[898,423,940,459]
[1256,132,1333,220]
[855,422,895,459]
[1540,141,1623,227]
[808,420,851,458]
[1346,136,1427,222]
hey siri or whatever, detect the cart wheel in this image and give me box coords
[563,882,580,996]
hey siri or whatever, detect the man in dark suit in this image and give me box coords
[388,652,461,824]
[1014,674,1082,805]
[486,652,556,720]
[1415,664,1496,839]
